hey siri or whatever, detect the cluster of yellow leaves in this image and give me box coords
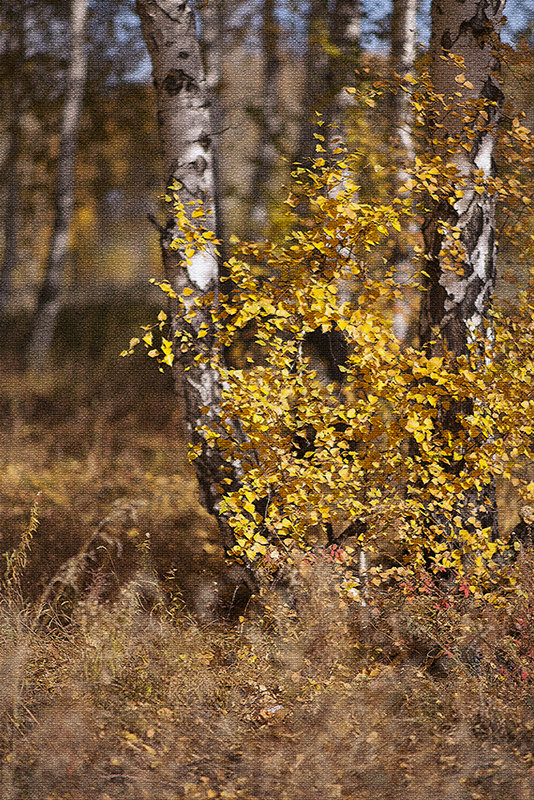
[131,58,534,597]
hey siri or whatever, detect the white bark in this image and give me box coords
[419,0,505,540]
[26,0,88,367]
[136,0,247,547]
[137,0,219,290]
[420,0,505,357]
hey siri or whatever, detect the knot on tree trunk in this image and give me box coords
[162,68,197,95]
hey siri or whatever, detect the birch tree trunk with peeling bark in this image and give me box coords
[136,0,245,556]
[421,0,505,357]
[420,0,506,536]
[26,0,88,368]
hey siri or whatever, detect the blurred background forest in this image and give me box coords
[0,0,532,365]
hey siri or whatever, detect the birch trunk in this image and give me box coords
[390,0,417,341]
[420,0,506,536]
[297,0,361,178]
[420,0,505,356]
[26,0,88,368]
[136,0,244,553]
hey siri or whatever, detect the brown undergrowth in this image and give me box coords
[2,552,534,800]
[1,359,534,798]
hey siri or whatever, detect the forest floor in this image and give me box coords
[2,322,534,799]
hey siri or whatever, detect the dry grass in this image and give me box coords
[2,559,534,800]
[1,357,534,799]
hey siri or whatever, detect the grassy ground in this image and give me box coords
[1,314,534,799]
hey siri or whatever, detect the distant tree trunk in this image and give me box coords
[26,0,88,368]
[0,2,25,316]
[327,0,361,145]
[296,0,330,164]
[420,0,506,536]
[390,0,417,341]
[136,0,245,554]
[249,0,283,235]
[197,0,226,246]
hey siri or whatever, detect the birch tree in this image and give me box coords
[419,0,506,535]
[421,0,505,355]
[297,0,361,164]
[135,0,246,558]
[328,0,361,145]
[26,0,89,367]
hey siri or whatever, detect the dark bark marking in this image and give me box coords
[481,73,503,105]
[461,202,484,253]
[166,166,183,190]
[458,2,496,48]
[441,30,453,50]
[192,155,208,174]
[462,274,485,311]
[198,130,212,150]
[154,0,186,24]
[162,68,198,94]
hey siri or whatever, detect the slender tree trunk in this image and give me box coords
[197,0,226,246]
[420,0,506,537]
[0,2,25,316]
[296,0,330,164]
[26,0,88,368]
[0,93,22,318]
[297,0,361,175]
[136,0,245,553]
[328,0,361,145]
[390,0,417,341]
[249,0,283,235]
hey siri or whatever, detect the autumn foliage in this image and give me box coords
[127,57,534,604]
